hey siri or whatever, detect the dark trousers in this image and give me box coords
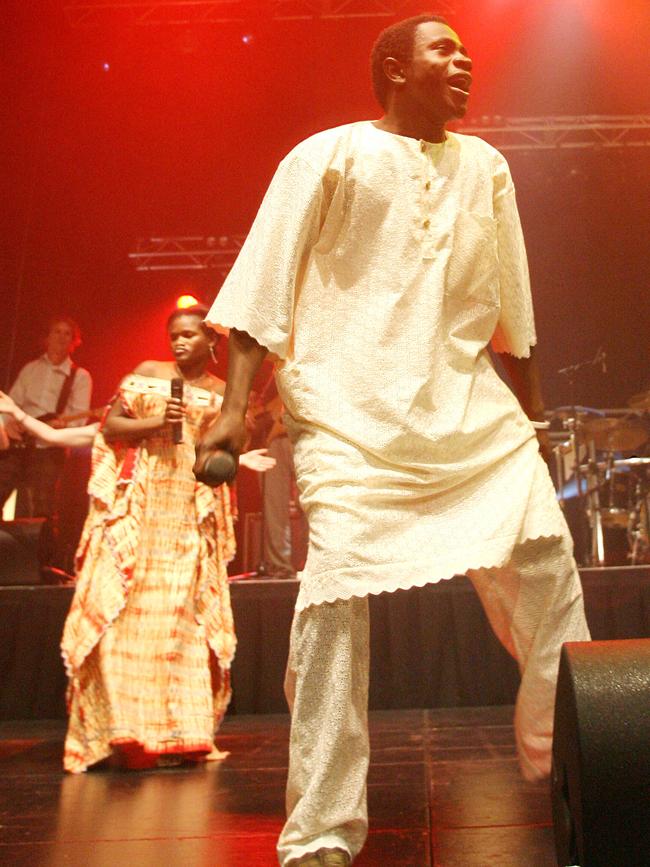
[0,447,66,518]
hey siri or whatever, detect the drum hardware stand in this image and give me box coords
[585,440,606,566]
[246,369,287,579]
[557,348,608,566]
[254,471,270,577]
[553,441,569,512]
[627,472,650,565]
[627,478,642,565]
[556,361,588,540]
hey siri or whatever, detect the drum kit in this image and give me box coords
[552,388,650,566]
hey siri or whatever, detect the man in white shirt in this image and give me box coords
[0,316,92,518]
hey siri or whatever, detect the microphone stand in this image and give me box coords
[255,470,269,577]
[251,368,283,579]
[235,438,270,580]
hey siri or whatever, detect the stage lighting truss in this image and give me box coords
[129,116,650,272]
[64,0,456,27]
[458,115,650,152]
[128,235,247,273]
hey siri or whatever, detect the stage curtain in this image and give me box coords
[1,569,649,719]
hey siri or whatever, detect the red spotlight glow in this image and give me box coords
[176,294,200,309]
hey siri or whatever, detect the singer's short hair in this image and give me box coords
[166,305,214,338]
[370,14,450,109]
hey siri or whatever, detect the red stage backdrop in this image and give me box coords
[2,1,649,569]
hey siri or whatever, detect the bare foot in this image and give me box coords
[205,745,230,761]
[185,745,230,763]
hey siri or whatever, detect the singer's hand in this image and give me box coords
[194,409,248,479]
[164,397,186,425]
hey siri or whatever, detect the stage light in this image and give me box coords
[241,33,254,45]
[176,294,200,309]
[102,62,110,72]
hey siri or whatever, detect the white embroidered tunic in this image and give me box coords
[207,121,566,609]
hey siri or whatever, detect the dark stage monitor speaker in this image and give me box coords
[0,518,54,585]
[551,639,650,867]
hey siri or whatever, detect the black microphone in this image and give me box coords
[170,377,183,444]
[195,448,238,486]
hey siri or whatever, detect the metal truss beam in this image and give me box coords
[459,115,650,152]
[128,234,246,272]
[64,0,455,27]
[130,116,650,272]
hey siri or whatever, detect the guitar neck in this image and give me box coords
[39,407,103,424]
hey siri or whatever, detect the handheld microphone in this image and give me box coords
[195,448,238,486]
[170,377,184,444]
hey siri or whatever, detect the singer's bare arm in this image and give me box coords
[103,361,184,442]
[195,329,268,460]
[498,346,551,461]
[103,397,183,441]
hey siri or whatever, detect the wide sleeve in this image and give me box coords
[490,157,537,358]
[205,152,326,360]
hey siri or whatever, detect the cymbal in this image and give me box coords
[582,416,649,452]
[550,406,602,421]
[628,389,650,411]
[578,457,650,472]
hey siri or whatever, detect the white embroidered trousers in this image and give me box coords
[276,530,591,865]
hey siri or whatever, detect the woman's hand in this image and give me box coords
[239,448,277,473]
[164,396,186,426]
[0,391,22,420]
[0,391,26,446]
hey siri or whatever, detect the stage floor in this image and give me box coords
[0,706,558,866]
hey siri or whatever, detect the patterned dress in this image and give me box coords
[61,375,236,773]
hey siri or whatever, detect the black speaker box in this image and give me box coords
[552,639,650,866]
[0,518,54,585]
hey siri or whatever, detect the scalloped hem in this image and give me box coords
[204,312,288,361]
[295,528,566,611]
[491,337,537,359]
